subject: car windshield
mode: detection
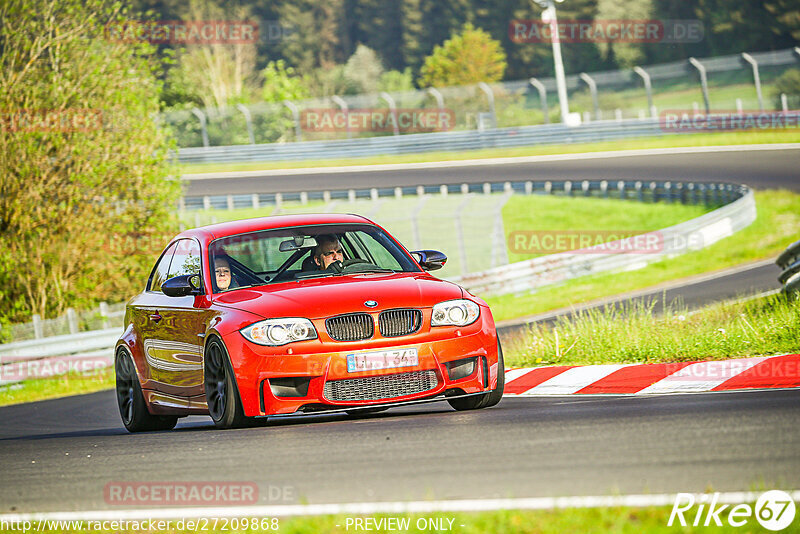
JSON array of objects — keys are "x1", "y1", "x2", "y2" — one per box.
[{"x1": 208, "y1": 223, "x2": 420, "y2": 292}]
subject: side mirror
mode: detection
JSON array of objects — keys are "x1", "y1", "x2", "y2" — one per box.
[
  {"x1": 411, "y1": 250, "x2": 447, "y2": 271},
  {"x1": 162, "y1": 274, "x2": 202, "y2": 297}
]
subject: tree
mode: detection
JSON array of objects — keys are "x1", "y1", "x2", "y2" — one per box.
[
  {"x1": 167, "y1": 0, "x2": 259, "y2": 109},
  {"x1": 418, "y1": 23, "x2": 507, "y2": 87},
  {"x1": 343, "y1": 44, "x2": 385, "y2": 94},
  {"x1": 596, "y1": 0, "x2": 653, "y2": 67},
  {"x1": 0, "y1": 0, "x2": 180, "y2": 323},
  {"x1": 261, "y1": 60, "x2": 310, "y2": 103}
]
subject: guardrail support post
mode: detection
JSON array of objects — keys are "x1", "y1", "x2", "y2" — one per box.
[
  {"x1": 66, "y1": 308, "x2": 78, "y2": 335},
  {"x1": 579, "y1": 73, "x2": 601, "y2": 120},
  {"x1": 203, "y1": 196, "x2": 211, "y2": 211},
  {"x1": 664, "y1": 181, "x2": 672, "y2": 203},
  {"x1": 236, "y1": 104, "x2": 256, "y2": 144},
  {"x1": 582, "y1": 180, "x2": 590, "y2": 196},
  {"x1": 461, "y1": 183, "x2": 469, "y2": 195},
  {"x1": 617, "y1": 180, "x2": 626, "y2": 200},
  {"x1": 633, "y1": 66, "x2": 657, "y2": 118},
  {"x1": 32, "y1": 314, "x2": 43, "y2": 339},
  {"x1": 525, "y1": 181, "x2": 533, "y2": 195},
  {"x1": 688, "y1": 58, "x2": 710, "y2": 114},
  {"x1": 478, "y1": 82, "x2": 497, "y2": 128},
  {"x1": 99, "y1": 302, "x2": 109, "y2": 330},
  {"x1": 331, "y1": 96, "x2": 351, "y2": 139},
  {"x1": 379, "y1": 92, "x2": 400, "y2": 136},
  {"x1": 529, "y1": 78, "x2": 549, "y2": 124},
  {"x1": 635, "y1": 181, "x2": 643, "y2": 202},
  {"x1": 741, "y1": 53, "x2": 764, "y2": 111},
  {"x1": 227, "y1": 195, "x2": 235, "y2": 210},
  {"x1": 190, "y1": 108, "x2": 210, "y2": 148},
  {"x1": 394, "y1": 187, "x2": 402, "y2": 199},
  {"x1": 283, "y1": 100, "x2": 302, "y2": 142},
  {"x1": 564, "y1": 181, "x2": 572, "y2": 196},
  {"x1": 252, "y1": 194, "x2": 259, "y2": 209},
  {"x1": 301, "y1": 192, "x2": 309, "y2": 205},
  {"x1": 483, "y1": 183, "x2": 491, "y2": 195},
  {"x1": 600, "y1": 180, "x2": 608, "y2": 198}
]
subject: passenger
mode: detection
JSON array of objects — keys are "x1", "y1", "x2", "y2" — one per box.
[
  {"x1": 214, "y1": 257, "x2": 235, "y2": 290},
  {"x1": 313, "y1": 234, "x2": 344, "y2": 269}
]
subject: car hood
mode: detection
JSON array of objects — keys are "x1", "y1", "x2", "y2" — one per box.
[{"x1": 213, "y1": 272, "x2": 464, "y2": 319}]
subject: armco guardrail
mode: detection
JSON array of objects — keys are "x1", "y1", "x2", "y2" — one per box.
[
  {"x1": 451, "y1": 183, "x2": 755, "y2": 296},
  {"x1": 0, "y1": 328, "x2": 120, "y2": 386},
  {"x1": 777, "y1": 239, "x2": 800, "y2": 293},
  {"x1": 176, "y1": 117, "x2": 670, "y2": 164}
]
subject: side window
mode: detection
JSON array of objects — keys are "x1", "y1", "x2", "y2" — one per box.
[
  {"x1": 356, "y1": 231, "x2": 402, "y2": 270},
  {"x1": 168, "y1": 239, "x2": 202, "y2": 279},
  {"x1": 148, "y1": 242, "x2": 178, "y2": 293}
]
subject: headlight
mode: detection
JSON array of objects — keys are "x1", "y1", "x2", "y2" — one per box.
[
  {"x1": 431, "y1": 299, "x2": 480, "y2": 327},
  {"x1": 240, "y1": 318, "x2": 317, "y2": 346}
]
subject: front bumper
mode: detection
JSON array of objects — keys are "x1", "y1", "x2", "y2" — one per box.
[{"x1": 221, "y1": 317, "x2": 499, "y2": 417}]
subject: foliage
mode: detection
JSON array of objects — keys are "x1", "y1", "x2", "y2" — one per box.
[
  {"x1": 418, "y1": 23, "x2": 507, "y2": 87},
  {"x1": 379, "y1": 68, "x2": 416, "y2": 93},
  {"x1": 261, "y1": 60, "x2": 310, "y2": 103},
  {"x1": 343, "y1": 44, "x2": 385, "y2": 95},
  {"x1": 0, "y1": 0, "x2": 180, "y2": 323},
  {"x1": 772, "y1": 68, "x2": 800, "y2": 109}
]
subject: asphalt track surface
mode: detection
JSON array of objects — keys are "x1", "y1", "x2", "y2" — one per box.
[
  {"x1": 184, "y1": 147, "x2": 800, "y2": 196},
  {"x1": 2, "y1": 390, "x2": 799, "y2": 513},
  {"x1": 1, "y1": 148, "x2": 798, "y2": 514}
]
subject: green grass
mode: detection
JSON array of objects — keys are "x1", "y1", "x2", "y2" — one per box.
[
  {"x1": 487, "y1": 190, "x2": 800, "y2": 323},
  {"x1": 503, "y1": 292, "x2": 800, "y2": 368},
  {"x1": 0, "y1": 368, "x2": 115, "y2": 407},
  {"x1": 18, "y1": 506, "x2": 785, "y2": 533},
  {"x1": 179, "y1": 130, "x2": 800, "y2": 175}
]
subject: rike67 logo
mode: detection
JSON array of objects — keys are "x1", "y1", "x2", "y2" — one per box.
[{"x1": 669, "y1": 491, "x2": 796, "y2": 531}]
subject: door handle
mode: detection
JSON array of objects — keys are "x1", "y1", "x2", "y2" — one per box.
[{"x1": 148, "y1": 313, "x2": 162, "y2": 323}]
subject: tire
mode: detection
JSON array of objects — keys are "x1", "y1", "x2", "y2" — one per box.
[
  {"x1": 447, "y1": 341, "x2": 505, "y2": 411},
  {"x1": 115, "y1": 348, "x2": 178, "y2": 433},
  {"x1": 204, "y1": 337, "x2": 250, "y2": 429}
]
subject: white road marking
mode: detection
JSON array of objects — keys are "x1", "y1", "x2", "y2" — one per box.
[
  {"x1": 3, "y1": 491, "x2": 799, "y2": 521},
  {"x1": 182, "y1": 143, "x2": 800, "y2": 180},
  {"x1": 517, "y1": 364, "x2": 631, "y2": 395}
]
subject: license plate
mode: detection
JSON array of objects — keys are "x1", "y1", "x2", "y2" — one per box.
[{"x1": 346, "y1": 348, "x2": 418, "y2": 373}]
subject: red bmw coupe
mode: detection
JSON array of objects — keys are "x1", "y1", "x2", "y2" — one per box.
[{"x1": 115, "y1": 214, "x2": 504, "y2": 431}]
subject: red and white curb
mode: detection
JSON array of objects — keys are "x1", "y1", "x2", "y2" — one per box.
[{"x1": 503, "y1": 354, "x2": 800, "y2": 396}]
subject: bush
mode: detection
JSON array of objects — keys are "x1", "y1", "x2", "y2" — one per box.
[{"x1": 0, "y1": 0, "x2": 180, "y2": 323}]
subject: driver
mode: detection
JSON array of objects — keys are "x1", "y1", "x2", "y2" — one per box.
[
  {"x1": 213, "y1": 256, "x2": 236, "y2": 291},
  {"x1": 312, "y1": 234, "x2": 344, "y2": 270}
]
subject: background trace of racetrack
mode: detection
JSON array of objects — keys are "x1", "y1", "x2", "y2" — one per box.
[{"x1": 1, "y1": 147, "x2": 798, "y2": 514}]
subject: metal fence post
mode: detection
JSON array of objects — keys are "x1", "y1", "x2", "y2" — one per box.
[
  {"x1": 66, "y1": 308, "x2": 78, "y2": 335},
  {"x1": 688, "y1": 58, "x2": 710, "y2": 114},
  {"x1": 99, "y1": 301, "x2": 109, "y2": 330},
  {"x1": 478, "y1": 82, "x2": 497, "y2": 128},
  {"x1": 190, "y1": 108, "x2": 210, "y2": 148},
  {"x1": 633, "y1": 66, "x2": 657, "y2": 118},
  {"x1": 455, "y1": 196, "x2": 472, "y2": 274},
  {"x1": 32, "y1": 314, "x2": 43, "y2": 339},
  {"x1": 283, "y1": 100, "x2": 302, "y2": 142},
  {"x1": 781, "y1": 94, "x2": 789, "y2": 112},
  {"x1": 379, "y1": 92, "x2": 400, "y2": 136},
  {"x1": 529, "y1": 77, "x2": 549, "y2": 124},
  {"x1": 579, "y1": 73, "x2": 601, "y2": 120},
  {"x1": 331, "y1": 96, "x2": 351, "y2": 139},
  {"x1": 426, "y1": 88, "x2": 445, "y2": 112},
  {"x1": 236, "y1": 104, "x2": 255, "y2": 144},
  {"x1": 741, "y1": 53, "x2": 764, "y2": 111}
]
